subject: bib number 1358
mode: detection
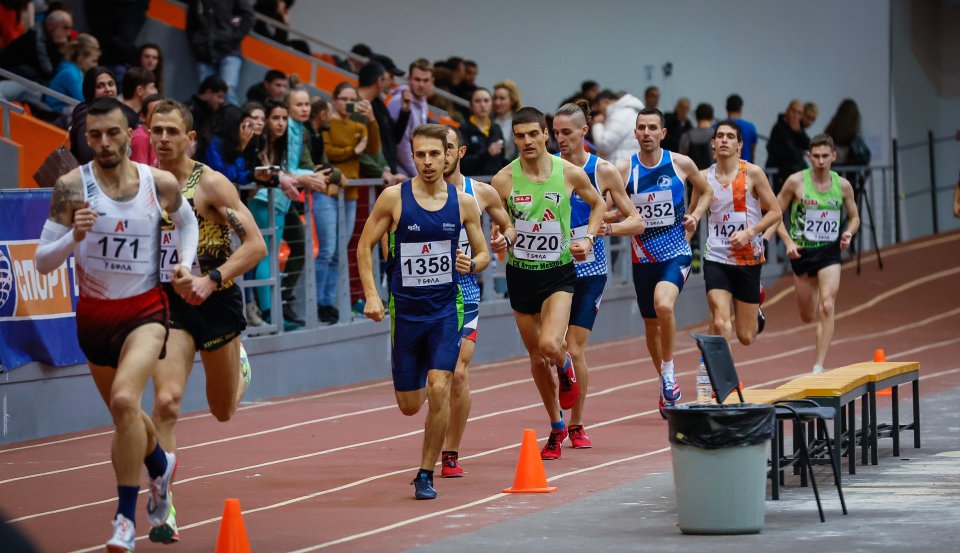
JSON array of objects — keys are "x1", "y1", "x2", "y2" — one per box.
[{"x1": 400, "y1": 240, "x2": 453, "y2": 287}]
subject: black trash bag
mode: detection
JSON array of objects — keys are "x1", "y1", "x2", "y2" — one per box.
[{"x1": 664, "y1": 404, "x2": 775, "y2": 449}]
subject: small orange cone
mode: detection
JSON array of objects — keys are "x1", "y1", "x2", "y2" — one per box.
[
  {"x1": 503, "y1": 429, "x2": 558, "y2": 493},
  {"x1": 874, "y1": 349, "x2": 886, "y2": 362},
  {"x1": 214, "y1": 498, "x2": 251, "y2": 553}
]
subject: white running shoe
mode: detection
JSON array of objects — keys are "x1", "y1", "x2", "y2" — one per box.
[
  {"x1": 812, "y1": 364, "x2": 825, "y2": 374},
  {"x1": 105, "y1": 513, "x2": 136, "y2": 552},
  {"x1": 239, "y1": 343, "x2": 252, "y2": 387},
  {"x1": 146, "y1": 452, "x2": 176, "y2": 528}
]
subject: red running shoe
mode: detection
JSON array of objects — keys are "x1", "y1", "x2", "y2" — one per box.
[
  {"x1": 557, "y1": 353, "x2": 579, "y2": 410},
  {"x1": 759, "y1": 283, "x2": 766, "y2": 305},
  {"x1": 440, "y1": 451, "x2": 463, "y2": 478},
  {"x1": 541, "y1": 428, "x2": 567, "y2": 460},
  {"x1": 568, "y1": 425, "x2": 593, "y2": 449}
]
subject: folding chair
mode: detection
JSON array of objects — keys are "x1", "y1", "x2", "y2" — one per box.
[{"x1": 692, "y1": 333, "x2": 847, "y2": 522}]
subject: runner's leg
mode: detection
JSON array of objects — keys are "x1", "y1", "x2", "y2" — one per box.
[{"x1": 814, "y1": 264, "x2": 842, "y2": 367}]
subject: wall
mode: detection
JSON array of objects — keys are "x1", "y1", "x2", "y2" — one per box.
[{"x1": 290, "y1": 0, "x2": 892, "y2": 165}]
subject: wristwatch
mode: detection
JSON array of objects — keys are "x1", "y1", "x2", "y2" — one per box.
[
  {"x1": 208, "y1": 268, "x2": 223, "y2": 289},
  {"x1": 584, "y1": 234, "x2": 596, "y2": 245},
  {"x1": 504, "y1": 233, "x2": 513, "y2": 248},
  {"x1": 469, "y1": 260, "x2": 476, "y2": 274}
]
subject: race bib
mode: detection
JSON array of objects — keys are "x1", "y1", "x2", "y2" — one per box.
[
  {"x1": 631, "y1": 190, "x2": 675, "y2": 228},
  {"x1": 570, "y1": 224, "x2": 596, "y2": 264},
  {"x1": 513, "y1": 219, "x2": 564, "y2": 262},
  {"x1": 708, "y1": 211, "x2": 747, "y2": 241},
  {"x1": 803, "y1": 209, "x2": 840, "y2": 242},
  {"x1": 86, "y1": 216, "x2": 153, "y2": 275},
  {"x1": 458, "y1": 228, "x2": 471, "y2": 258},
  {"x1": 159, "y1": 229, "x2": 201, "y2": 282},
  {"x1": 400, "y1": 240, "x2": 453, "y2": 287}
]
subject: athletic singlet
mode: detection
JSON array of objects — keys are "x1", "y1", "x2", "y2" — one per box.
[
  {"x1": 625, "y1": 149, "x2": 691, "y2": 263},
  {"x1": 76, "y1": 162, "x2": 162, "y2": 299},
  {"x1": 506, "y1": 156, "x2": 572, "y2": 270},
  {"x1": 704, "y1": 161, "x2": 764, "y2": 265},
  {"x1": 455, "y1": 177, "x2": 482, "y2": 304},
  {"x1": 565, "y1": 153, "x2": 607, "y2": 277},
  {"x1": 790, "y1": 170, "x2": 844, "y2": 249},
  {"x1": 159, "y1": 163, "x2": 235, "y2": 288},
  {"x1": 388, "y1": 181, "x2": 463, "y2": 321}
]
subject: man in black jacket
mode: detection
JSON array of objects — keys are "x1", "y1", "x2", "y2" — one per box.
[
  {"x1": 186, "y1": 0, "x2": 254, "y2": 106},
  {"x1": 0, "y1": 8, "x2": 72, "y2": 103},
  {"x1": 358, "y1": 59, "x2": 409, "y2": 179},
  {"x1": 766, "y1": 99, "x2": 810, "y2": 194}
]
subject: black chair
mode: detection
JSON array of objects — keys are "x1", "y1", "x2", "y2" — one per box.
[{"x1": 692, "y1": 333, "x2": 847, "y2": 522}]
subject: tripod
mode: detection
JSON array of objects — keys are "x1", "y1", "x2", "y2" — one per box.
[{"x1": 852, "y1": 170, "x2": 883, "y2": 274}]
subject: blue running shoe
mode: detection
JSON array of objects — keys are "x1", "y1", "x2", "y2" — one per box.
[
  {"x1": 411, "y1": 472, "x2": 437, "y2": 500},
  {"x1": 660, "y1": 372, "x2": 681, "y2": 405}
]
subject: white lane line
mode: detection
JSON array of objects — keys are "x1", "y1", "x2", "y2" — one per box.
[{"x1": 7, "y1": 304, "x2": 959, "y2": 488}]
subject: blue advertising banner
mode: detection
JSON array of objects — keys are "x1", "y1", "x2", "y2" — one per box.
[{"x1": 0, "y1": 189, "x2": 84, "y2": 371}]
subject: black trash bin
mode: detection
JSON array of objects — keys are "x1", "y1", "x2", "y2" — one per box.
[{"x1": 664, "y1": 404, "x2": 775, "y2": 534}]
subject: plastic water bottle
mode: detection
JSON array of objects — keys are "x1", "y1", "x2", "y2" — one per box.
[{"x1": 696, "y1": 357, "x2": 712, "y2": 405}]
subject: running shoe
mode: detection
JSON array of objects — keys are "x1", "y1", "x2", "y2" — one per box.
[
  {"x1": 440, "y1": 452, "x2": 463, "y2": 478},
  {"x1": 757, "y1": 306, "x2": 766, "y2": 335},
  {"x1": 411, "y1": 472, "x2": 437, "y2": 500},
  {"x1": 239, "y1": 343, "x2": 252, "y2": 387},
  {"x1": 146, "y1": 452, "x2": 176, "y2": 528},
  {"x1": 759, "y1": 283, "x2": 766, "y2": 305},
  {"x1": 813, "y1": 364, "x2": 824, "y2": 374},
  {"x1": 660, "y1": 372, "x2": 681, "y2": 405},
  {"x1": 557, "y1": 353, "x2": 579, "y2": 410},
  {"x1": 658, "y1": 395, "x2": 667, "y2": 420},
  {"x1": 148, "y1": 492, "x2": 180, "y2": 544},
  {"x1": 106, "y1": 513, "x2": 136, "y2": 553},
  {"x1": 568, "y1": 425, "x2": 592, "y2": 449},
  {"x1": 540, "y1": 428, "x2": 567, "y2": 460}
]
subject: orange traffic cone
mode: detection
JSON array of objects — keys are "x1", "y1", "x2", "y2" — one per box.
[
  {"x1": 503, "y1": 429, "x2": 558, "y2": 494},
  {"x1": 214, "y1": 498, "x2": 251, "y2": 553},
  {"x1": 874, "y1": 349, "x2": 893, "y2": 396}
]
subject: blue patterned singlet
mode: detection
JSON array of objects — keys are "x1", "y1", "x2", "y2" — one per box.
[{"x1": 625, "y1": 150, "x2": 691, "y2": 263}]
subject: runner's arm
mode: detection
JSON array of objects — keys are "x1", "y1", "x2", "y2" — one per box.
[
  {"x1": 36, "y1": 175, "x2": 84, "y2": 274},
  {"x1": 357, "y1": 187, "x2": 399, "y2": 321},
  {"x1": 155, "y1": 169, "x2": 199, "y2": 272},
  {"x1": 204, "y1": 171, "x2": 268, "y2": 283},
  {"x1": 745, "y1": 165, "x2": 782, "y2": 238},
  {"x1": 772, "y1": 174, "x2": 800, "y2": 256},
  {"x1": 489, "y1": 168, "x2": 517, "y2": 251},
  {"x1": 569, "y1": 165, "x2": 605, "y2": 238},
  {"x1": 459, "y1": 193, "x2": 490, "y2": 274},
  {"x1": 838, "y1": 176, "x2": 860, "y2": 250},
  {"x1": 476, "y1": 181, "x2": 514, "y2": 240},
  {"x1": 598, "y1": 161, "x2": 643, "y2": 236}
]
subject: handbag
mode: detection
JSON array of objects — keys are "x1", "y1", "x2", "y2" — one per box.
[{"x1": 33, "y1": 130, "x2": 78, "y2": 188}]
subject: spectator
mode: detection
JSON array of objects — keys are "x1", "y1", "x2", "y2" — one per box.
[
  {"x1": 766, "y1": 99, "x2": 810, "y2": 193},
  {"x1": 0, "y1": 0, "x2": 32, "y2": 49},
  {"x1": 387, "y1": 58, "x2": 434, "y2": 178},
  {"x1": 69, "y1": 67, "x2": 137, "y2": 163},
  {"x1": 559, "y1": 79, "x2": 599, "y2": 107},
  {"x1": 643, "y1": 86, "x2": 660, "y2": 110},
  {"x1": 824, "y1": 98, "x2": 870, "y2": 167},
  {"x1": 802, "y1": 101, "x2": 818, "y2": 130},
  {"x1": 460, "y1": 87, "x2": 506, "y2": 176},
  {"x1": 724, "y1": 93, "x2": 758, "y2": 162},
  {"x1": 44, "y1": 33, "x2": 99, "y2": 112},
  {"x1": 662, "y1": 97, "x2": 691, "y2": 152},
  {"x1": 130, "y1": 93, "x2": 163, "y2": 166},
  {"x1": 316, "y1": 82, "x2": 380, "y2": 322},
  {"x1": 446, "y1": 56, "x2": 467, "y2": 95},
  {"x1": 492, "y1": 79, "x2": 521, "y2": 160},
  {"x1": 305, "y1": 97, "x2": 342, "y2": 185},
  {"x1": 679, "y1": 102, "x2": 715, "y2": 170},
  {"x1": 84, "y1": 0, "x2": 148, "y2": 78},
  {"x1": 253, "y1": 0, "x2": 310, "y2": 54},
  {"x1": 185, "y1": 75, "x2": 228, "y2": 144},
  {"x1": 204, "y1": 102, "x2": 266, "y2": 185},
  {"x1": 134, "y1": 43, "x2": 163, "y2": 94},
  {"x1": 0, "y1": 8, "x2": 71, "y2": 102},
  {"x1": 357, "y1": 60, "x2": 406, "y2": 181},
  {"x1": 336, "y1": 43, "x2": 372, "y2": 73},
  {"x1": 463, "y1": 60, "x2": 478, "y2": 88},
  {"x1": 591, "y1": 89, "x2": 644, "y2": 164},
  {"x1": 119, "y1": 67, "x2": 157, "y2": 128},
  {"x1": 246, "y1": 68, "x2": 288, "y2": 106},
  {"x1": 186, "y1": 0, "x2": 254, "y2": 106}
]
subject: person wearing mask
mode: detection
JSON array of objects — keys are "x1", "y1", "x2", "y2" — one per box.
[{"x1": 459, "y1": 87, "x2": 506, "y2": 177}]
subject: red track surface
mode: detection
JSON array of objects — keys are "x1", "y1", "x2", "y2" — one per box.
[{"x1": 3, "y1": 231, "x2": 959, "y2": 552}]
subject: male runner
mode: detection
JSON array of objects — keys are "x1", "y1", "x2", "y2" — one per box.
[
  {"x1": 767, "y1": 133, "x2": 859, "y2": 373},
  {"x1": 489, "y1": 107, "x2": 606, "y2": 460},
  {"x1": 553, "y1": 100, "x2": 644, "y2": 448},
  {"x1": 691, "y1": 120, "x2": 781, "y2": 345},
  {"x1": 617, "y1": 107, "x2": 712, "y2": 415},
  {"x1": 34, "y1": 97, "x2": 197, "y2": 552},
  {"x1": 357, "y1": 124, "x2": 489, "y2": 500},
  {"x1": 439, "y1": 125, "x2": 513, "y2": 478},
  {"x1": 148, "y1": 100, "x2": 267, "y2": 542}
]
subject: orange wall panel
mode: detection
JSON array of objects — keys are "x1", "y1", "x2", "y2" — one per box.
[
  {"x1": 146, "y1": 0, "x2": 186, "y2": 30},
  {"x1": 0, "y1": 111, "x2": 68, "y2": 188},
  {"x1": 242, "y1": 37, "x2": 313, "y2": 84}
]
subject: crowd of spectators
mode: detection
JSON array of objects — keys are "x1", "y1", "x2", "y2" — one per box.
[{"x1": 0, "y1": 4, "x2": 872, "y2": 329}]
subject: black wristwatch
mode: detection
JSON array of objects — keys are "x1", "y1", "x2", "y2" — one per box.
[
  {"x1": 469, "y1": 260, "x2": 476, "y2": 274},
  {"x1": 207, "y1": 268, "x2": 223, "y2": 288}
]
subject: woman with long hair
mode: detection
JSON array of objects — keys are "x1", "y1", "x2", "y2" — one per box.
[
  {"x1": 459, "y1": 87, "x2": 506, "y2": 176},
  {"x1": 492, "y1": 79, "x2": 522, "y2": 160},
  {"x1": 204, "y1": 102, "x2": 267, "y2": 186},
  {"x1": 69, "y1": 66, "x2": 137, "y2": 163},
  {"x1": 135, "y1": 43, "x2": 164, "y2": 94},
  {"x1": 824, "y1": 99, "x2": 870, "y2": 166},
  {"x1": 45, "y1": 33, "x2": 100, "y2": 112}
]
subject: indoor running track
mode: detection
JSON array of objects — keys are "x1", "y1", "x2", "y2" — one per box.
[{"x1": 3, "y1": 230, "x2": 959, "y2": 552}]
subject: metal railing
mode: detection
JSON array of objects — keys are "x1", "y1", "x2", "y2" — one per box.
[{"x1": 0, "y1": 67, "x2": 80, "y2": 108}]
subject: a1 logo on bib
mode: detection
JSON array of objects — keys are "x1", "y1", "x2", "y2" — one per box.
[{"x1": 657, "y1": 175, "x2": 672, "y2": 189}]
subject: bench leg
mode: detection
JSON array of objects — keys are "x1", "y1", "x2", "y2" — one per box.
[
  {"x1": 846, "y1": 401, "x2": 856, "y2": 474},
  {"x1": 771, "y1": 425, "x2": 781, "y2": 500},
  {"x1": 892, "y1": 385, "x2": 900, "y2": 457},
  {"x1": 912, "y1": 379, "x2": 921, "y2": 449},
  {"x1": 869, "y1": 389, "x2": 878, "y2": 465},
  {"x1": 861, "y1": 393, "x2": 869, "y2": 466}
]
